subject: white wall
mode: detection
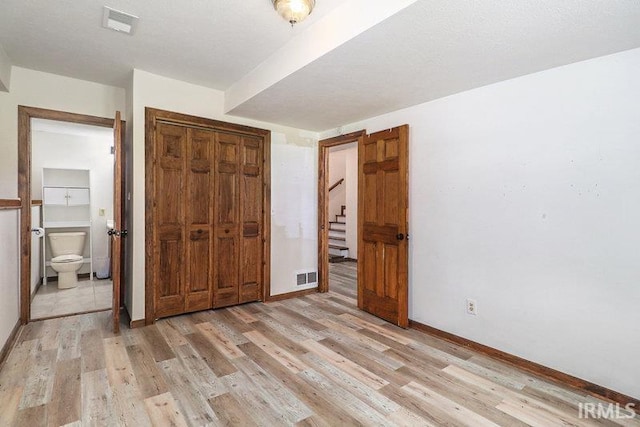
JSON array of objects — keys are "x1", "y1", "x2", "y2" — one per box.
[
  {"x1": 32, "y1": 129, "x2": 114, "y2": 277},
  {"x1": 0, "y1": 67, "x2": 125, "y2": 198},
  {"x1": 0, "y1": 210, "x2": 20, "y2": 349},
  {"x1": 328, "y1": 143, "x2": 358, "y2": 257},
  {"x1": 130, "y1": 69, "x2": 319, "y2": 320},
  {"x1": 325, "y1": 48, "x2": 640, "y2": 399},
  {"x1": 328, "y1": 147, "x2": 347, "y2": 220},
  {"x1": 344, "y1": 144, "x2": 358, "y2": 258},
  {"x1": 271, "y1": 141, "x2": 318, "y2": 294}
]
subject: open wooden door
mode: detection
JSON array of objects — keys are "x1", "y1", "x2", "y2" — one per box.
[
  {"x1": 358, "y1": 125, "x2": 409, "y2": 327},
  {"x1": 111, "y1": 111, "x2": 123, "y2": 333}
]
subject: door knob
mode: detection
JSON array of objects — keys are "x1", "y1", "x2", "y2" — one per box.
[{"x1": 396, "y1": 233, "x2": 405, "y2": 241}]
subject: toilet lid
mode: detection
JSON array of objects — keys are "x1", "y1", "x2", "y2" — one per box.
[{"x1": 51, "y1": 255, "x2": 83, "y2": 263}]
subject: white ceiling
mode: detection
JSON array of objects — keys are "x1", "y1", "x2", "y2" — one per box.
[
  {"x1": 2, "y1": 0, "x2": 640, "y2": 132},
  {"x1": 0, "y1": 0, "x2": 345, "y2": 89}
]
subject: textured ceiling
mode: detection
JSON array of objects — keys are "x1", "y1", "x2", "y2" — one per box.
[
  {"x1": 2, "y1": 0, "x2": 640, "y2": 132},
  {"x1": 229, "y1": 0, "x2": 640, "y2": 131},
  {"x1": 0, "y1": 0, "x2": 344, "y2": 88}
]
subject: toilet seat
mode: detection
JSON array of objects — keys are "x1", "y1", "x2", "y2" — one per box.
[{"x1": 51, "y1": 254, "x2": 83, "y2": 263}]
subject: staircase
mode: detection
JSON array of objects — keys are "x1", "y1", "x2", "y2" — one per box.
[{"x1": 329, "y1": 205, "x2": 349, "y2": 263}]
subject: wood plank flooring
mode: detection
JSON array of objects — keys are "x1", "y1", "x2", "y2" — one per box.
[{"x1": 1, "y1": 261, "x2": 638, "y2": 426}]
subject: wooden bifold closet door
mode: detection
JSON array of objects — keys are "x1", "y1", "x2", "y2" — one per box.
[
  {"x1": 148, "y1": 110, "x2": 267, "y2": 321},
  {"x1": 213, "y1": 132, "x2": 264, "y2": 308}
]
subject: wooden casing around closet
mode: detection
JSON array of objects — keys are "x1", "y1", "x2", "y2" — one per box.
[{"x1": 145, "y1": 108, "x2": 270, "y2": 322}]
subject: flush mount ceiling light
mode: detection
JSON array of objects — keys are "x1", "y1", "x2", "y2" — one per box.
[
  {"x1": 102, "y1": 6, "x2": 139, "y2": 35},
  {"x1": 273, "y1": 0, "x2": 316, "y2": 26}
]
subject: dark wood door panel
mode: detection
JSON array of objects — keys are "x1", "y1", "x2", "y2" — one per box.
[
  {"x1": 188, "y1": 172, "x2": 211, "y2": 224},
  {"x1": 155, "y1": 123, "x2": 187, "y2": 317},
  {"x1": 239, "y1": 136, "x2": 263, "y2": 305},
  {"x1": 185, "y1": 128, "x2": 214, "y2": 313},
  {"x1": 156, "y1": 234, "x2": 185, "y2": 318},
  {"x1": 358, "y1": 125, "x2": 409, "y2": 328},
  {"x1": 186, "y1": 230, "x2": 211, "y2": 312},
  {"x1": 158, "y1": 169, "x2": 184, "y2": 225},
  {"x1": 241, "y1": 175, "x2": 262, "y2": 222},
  {"x1": 240, "y1": 236, "x2": 262, "y2": 303},
  {"x1": 213, "y1": 234, "x2": 239, "y2": 308}
]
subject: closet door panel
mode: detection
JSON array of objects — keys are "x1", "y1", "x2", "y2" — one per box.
[
  {"x1": 241, "y1": 235, "x2": 261, "y2": 302},
  {"x1": 155, "y1": 123, "x2": 187, "y2": 318},
  {"x1": 157, "y1": 230, "x2": 184, "y2": 317},
  {"x1": 186, "y1": 230, "x2": 211, "y2": 311},
  {"x1": 213, "y1": 133, "x2": 240, "y2": 308},
  {"x1": 239, "y1": 136, "x2": 263, "y2": 303},
  {"x1": 217, "y1": 172, "x2": 237, "y2": 224},
  {"x1": 214, "y1": 236, "x2": 239, "y2": 307},
  {"x1": 185, "y1": 129, "x2": 214, "y2": 312}
]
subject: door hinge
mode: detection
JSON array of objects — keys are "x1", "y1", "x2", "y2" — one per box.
[{"x1": 110, "y1": 146, "x2": 115, "y2": 155}]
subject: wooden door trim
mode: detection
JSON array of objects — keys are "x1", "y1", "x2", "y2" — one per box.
[
  {"x1": 144, "y1": 107, "x2": 271, "y2": 324},
  {"x1": 147, "y1": 108, "x2": 270, "y2": 137},
  {"x1": 0, "y1": 199, "x2": 22, "y2": 209},
  {"x1": 317, "y1": 130, "x2": 366, "y2": 293},
  {"x1": 17, "y1": 106, "x2": 123, "y2": 325},
  {"x1": 112, "y1": 111, "x2": 122, "y2": 334},
  {"x1": 262, "y1": 132, "x2": 272, "y2": 302}
]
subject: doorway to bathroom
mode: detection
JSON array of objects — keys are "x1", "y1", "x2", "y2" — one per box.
[{"x1": 18, "y1": 107, "x2": 125, "y2": 332}]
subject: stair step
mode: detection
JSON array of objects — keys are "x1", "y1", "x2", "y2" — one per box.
[
  {"x1": 329, "y1": 244, "x2": 349, "y2": 250},
  {"x1": 335, "y1": 215, "x2": 346, "y2": 222},
  {"x1": 329, "y1": 236, "x2": 346, "y2": 242},
  {"x1": 329, "y1": 255, "x2": 347, "y2": 263},
  {"x1": 329, "y1": 221, "x2": 346, "y2": 225}
]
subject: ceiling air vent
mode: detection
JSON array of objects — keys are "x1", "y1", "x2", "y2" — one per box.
[{"x1": 102, "y1": 6, "x2": 138, "y2": 35}]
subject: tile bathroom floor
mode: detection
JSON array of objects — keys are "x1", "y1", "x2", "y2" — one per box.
[{"x1": 30, "y1": 278, "x2": 112, "y2": 319}]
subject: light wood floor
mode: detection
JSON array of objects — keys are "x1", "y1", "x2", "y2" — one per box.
[{"x1": 1, "y1": 261, "x2": 637, "y2": 426}]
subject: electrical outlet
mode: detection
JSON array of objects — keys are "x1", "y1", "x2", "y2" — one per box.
[{"x1": 466, "y1": 298, "x2": 478, "y2": 315}]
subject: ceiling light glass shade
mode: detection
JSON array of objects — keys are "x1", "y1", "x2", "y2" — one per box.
[{"x1": 273, "y1": 0, "x2": 316, "y2": 25}]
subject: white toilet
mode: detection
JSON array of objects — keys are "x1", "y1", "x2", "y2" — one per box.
[{"x1": 49, "y1": 232, "x2": 87, "y2": 289}]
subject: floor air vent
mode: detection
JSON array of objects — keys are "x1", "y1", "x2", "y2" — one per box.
[{"x1": 296, "y1": 273, "x2": 307, "y2": 286}]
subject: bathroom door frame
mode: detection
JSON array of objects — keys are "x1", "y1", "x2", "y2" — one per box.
[{"x1": 17, "y1": 106, "x2": 126, "y2": 328}]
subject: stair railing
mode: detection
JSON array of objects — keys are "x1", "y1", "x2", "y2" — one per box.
[{"x1": 329, "y1": 178, "x2": 344, "y2": 192}]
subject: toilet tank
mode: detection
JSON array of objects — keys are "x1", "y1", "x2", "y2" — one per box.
[{"x1": 48, "y1": 232, "x2": 86, "y2": 257}]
